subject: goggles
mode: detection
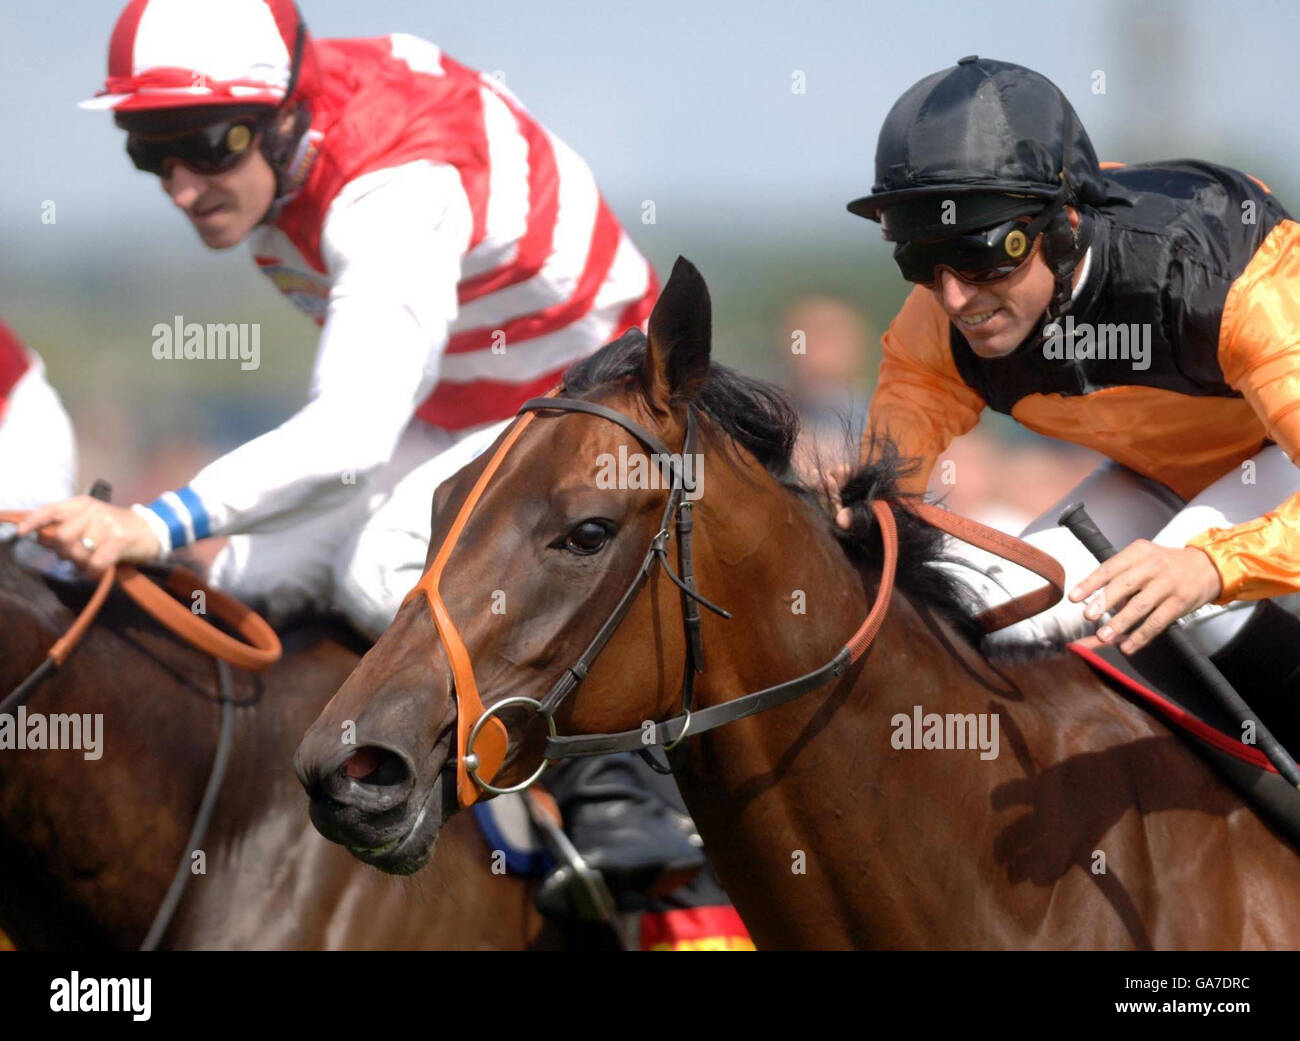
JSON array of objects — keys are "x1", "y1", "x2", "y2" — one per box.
[
  {"x1": 893, "y1": 201, "x2": 1061, "y2": 289},
  {"x1": 125, "y1": 115, "x2": 263, "y2": 177}
]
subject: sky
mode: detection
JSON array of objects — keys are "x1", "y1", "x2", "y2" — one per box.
[
  {"x1": 4, "y1": 0, "x2": 1300, "y2": 273},
  {"x1": 3, "y1": 0, "x2": 1299, "y2": 476}
]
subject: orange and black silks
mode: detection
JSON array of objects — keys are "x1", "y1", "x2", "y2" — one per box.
[{"x1": 863, "y1": 160, "x2": 1300, "y2": 604}]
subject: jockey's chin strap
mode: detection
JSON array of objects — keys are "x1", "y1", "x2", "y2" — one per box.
[{"x1": 400, "y1": 388, "x2": 1066, "y2": 809}]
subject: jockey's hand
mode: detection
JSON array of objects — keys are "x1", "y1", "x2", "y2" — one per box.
[
  {"x1": 817, "y1": 464, "x2": 853, "y2": 530},
  {"x1": 15, "y1": 497, "x2": 162, "y2": 576},
  {"x1": 1067, "y1": 540, "x2": 1223, "y2": 655}
]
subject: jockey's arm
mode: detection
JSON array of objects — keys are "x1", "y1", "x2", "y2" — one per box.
[
  {"x1": 136, "y1": 162, "x2": 475, "y2": 551},
  {"x1": 859, "y1": 286, "x2": 986, "y2": 495},
  {"x1": 1184, "y1": 219, "x2": 1300, "y2": 603}
]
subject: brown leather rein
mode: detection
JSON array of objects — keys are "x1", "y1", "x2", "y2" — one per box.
[
  {"x1": 0, "y1": 510, "x2": 281, "y2": 716},
  {"x1": 404, "y1": 390, "x2": 1065, "y2": 809}
]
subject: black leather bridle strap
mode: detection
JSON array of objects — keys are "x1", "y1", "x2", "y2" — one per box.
[
  {"x1": 140, "y1": 658, "x2": 236, "y2": 950},
  {"x1": 676, "y1": 500, "x2": 706, "y2": 674},
  {"x1": 517, "y1": 398, "x2": 728, "y2": 720},
  {"x1": 518, "y1": 397, "x2": 682, "y2": 484},
  {"x1": 515, "y1": 392, "x2": 855, "y2": 764},
  {"x1": 536, "y1": 490, "x2": 680, "y2": 716},
  {"x1": 545, "y1": 647, "x2": 854, "y2": 759}
]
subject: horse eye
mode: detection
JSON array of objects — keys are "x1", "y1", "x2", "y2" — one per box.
[{"x1": 564, "y1": 520, "x2": 611, "y2": 555}]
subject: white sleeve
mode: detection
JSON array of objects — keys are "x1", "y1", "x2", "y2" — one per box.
[{"x1": 143, "y1": 161, "x2": 473, "y2": 545}]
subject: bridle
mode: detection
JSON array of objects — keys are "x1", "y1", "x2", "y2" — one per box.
[{"x1": 403, "y1": 388, "x2": 1066, "y2": 808}]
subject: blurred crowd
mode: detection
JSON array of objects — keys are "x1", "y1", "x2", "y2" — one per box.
[{"x1": 7, "y1": 292, "x2": 1102, "y2": 545}]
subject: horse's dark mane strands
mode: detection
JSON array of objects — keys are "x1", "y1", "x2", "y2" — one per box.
[{"x1": 562, "y1": 329, "x2": 984, "y2": 645}]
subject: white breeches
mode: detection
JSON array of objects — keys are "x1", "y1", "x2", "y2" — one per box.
[
  {"x1": 209, "y1": 417, "x2": 512, "y2": 640},
  {"x1": 937, "y1": 443, "x2": 1300, "y2": 657},
  {"x1": 0, "y1": 356, "x2": 78, "y2": 510}
]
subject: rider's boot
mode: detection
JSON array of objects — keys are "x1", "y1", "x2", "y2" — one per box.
[{"x1": 536, "y1": 752, "x2": 705, "y2": 920}]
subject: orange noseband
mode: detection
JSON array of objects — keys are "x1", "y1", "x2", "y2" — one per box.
[{"x1": 401, "y1": 391, "x2": 561, "y2": 807}]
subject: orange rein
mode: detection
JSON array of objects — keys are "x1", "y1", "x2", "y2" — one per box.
[
  {"x1": 399, "y1": 404, "x2": 552, "y2": 807},
  {"x1": 0, "y1": 510, "x2": 282, "y2": 672},
  {"x1": 822, "y1": 499, "x2": 1065, "y2": 664}
]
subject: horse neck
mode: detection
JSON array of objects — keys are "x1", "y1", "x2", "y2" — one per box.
[{"x1": 676, "y1": 474, "x2": 1028, "y2": 947}]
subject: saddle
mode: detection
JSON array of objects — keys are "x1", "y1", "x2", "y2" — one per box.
[{"x1": 1070, "y1": 623, "x2": 1300, "y2": 846}]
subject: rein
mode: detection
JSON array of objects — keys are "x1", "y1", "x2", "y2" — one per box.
[
  {"x1": 403, "y1": 391, "x2": 1066, "y2": 808},
  {"x1": 0, "y1": 511, "x2": 281, "y2": 716},
  {"x1": 0, "y1": 509, "x2": 282, "y2": 949}
]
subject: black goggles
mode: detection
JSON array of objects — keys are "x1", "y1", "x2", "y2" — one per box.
[
  {"x1": 893, "y1": 202, "x2": 1061, "y2": 288},
  {"x1": 125, "y1": 116, "x2": 264, "y2": 177}
]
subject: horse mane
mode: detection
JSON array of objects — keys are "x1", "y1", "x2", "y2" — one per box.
[{"x1": 562, "y1": 329, "x2": 985, "y2": 646}]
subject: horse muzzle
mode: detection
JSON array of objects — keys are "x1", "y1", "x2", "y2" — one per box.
[{"x1": 295, "y1": 728, "x2": 454, "y2": 874}]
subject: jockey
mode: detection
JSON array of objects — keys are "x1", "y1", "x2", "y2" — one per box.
[
  {"x1": 0, "y1": 318, "x2": 78, "y2": 511},
  {"x1": 844, "y1": 56, "x2": 1300, "y2": 705},
  {"x1": 20, "y1": 0, "x2": 703, "y2": 909}
]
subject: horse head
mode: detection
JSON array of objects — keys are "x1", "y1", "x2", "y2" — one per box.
[{"x1": 293, "y1": 256, "x2": 855, "y2": 873}]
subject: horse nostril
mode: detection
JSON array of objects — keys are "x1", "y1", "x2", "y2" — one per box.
[
  {"x1": 297, "y1": 735, "x2": 417, "y2": 813},
  {"x1": 318, "y1": 743, "x2": 416, "y2": 813},
  {"x1": 342, "y1": 745, "x2": 408, "y2": 787}
]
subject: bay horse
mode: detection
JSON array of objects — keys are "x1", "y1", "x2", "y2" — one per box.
[
  {"x1": 296, "y1": 257, "x2": 1300, "y2": 949},
  {"x1": 0, "y1": 538, "x2": 558, "y2": 949}
]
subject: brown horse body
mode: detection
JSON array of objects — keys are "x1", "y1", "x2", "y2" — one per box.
[
  {"x1": 297, "y1": 258, "x2": 1300, "y2": 949},
  {"x1": 670, "y1": 546, "x2": 1300, "y2": 949},
  {"x1": 0, "y1": 542, "x2": 555, "y2": 949}
]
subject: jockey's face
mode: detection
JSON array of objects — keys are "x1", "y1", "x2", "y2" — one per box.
[
  {"x1": 931, "y1": 207, "x2": 1083, "y2": 358},
  {"x1": 159, "y1": 134, "x2": 276, "y2": 250}
]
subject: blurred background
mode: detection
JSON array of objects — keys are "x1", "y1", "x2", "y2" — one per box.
[{"x1": 3, "y1": 0, "x2": 1298, "y2": 532}]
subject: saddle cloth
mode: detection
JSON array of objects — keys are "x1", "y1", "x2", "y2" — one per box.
[
  {"x1": 1069, "y1": 637, "x2": 1300, "y2": 845},
  {"x1": 471, "y1": 794, "x2": 554, "y2": 876}
]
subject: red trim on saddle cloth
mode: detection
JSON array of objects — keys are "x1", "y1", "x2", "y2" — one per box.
[{"x1": 1067, "y1": 642, "x2": 1283, "y2": 773}]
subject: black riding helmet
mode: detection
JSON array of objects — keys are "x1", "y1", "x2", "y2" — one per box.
[{"x1": 848, "y1": 56, "x2": 1106, "y2": 327}]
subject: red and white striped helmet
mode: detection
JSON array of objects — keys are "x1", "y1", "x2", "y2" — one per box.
[{"x1": 79, "y1": 0, "x2": 317, "y2": 112}]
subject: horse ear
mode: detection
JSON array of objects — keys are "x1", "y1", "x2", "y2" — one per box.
[{"x1": 643, "y1": 256, "x2": 712, "y2": 410}]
